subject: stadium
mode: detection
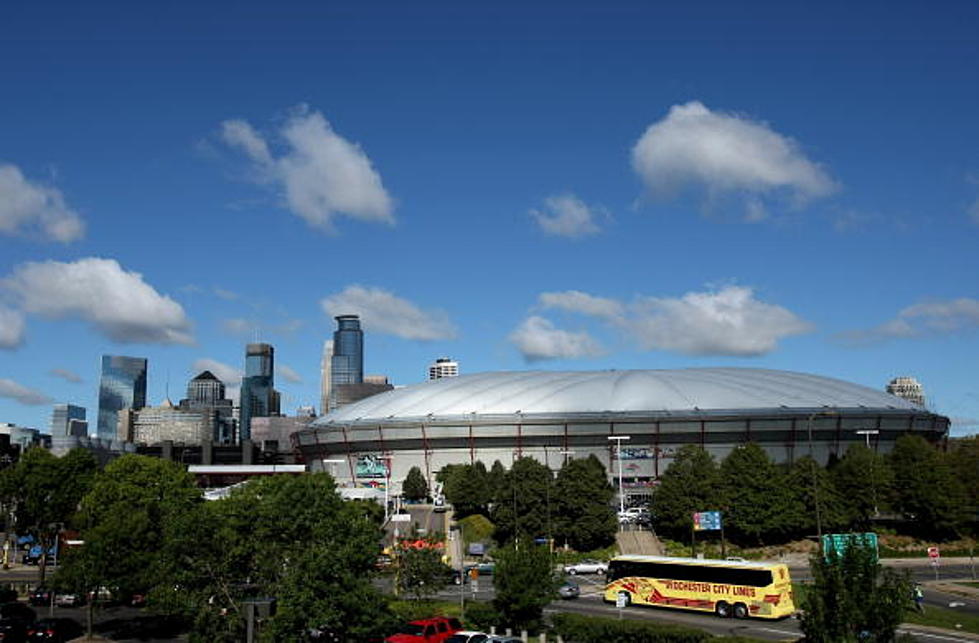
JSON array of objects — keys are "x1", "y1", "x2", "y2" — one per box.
[{"x1": 292, "y1": 368, "x2": 949, "y2": 502}]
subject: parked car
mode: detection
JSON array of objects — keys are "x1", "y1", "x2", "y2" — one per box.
[
  {"x1": 26, "y1": 617, "x2": 83, "y2": 642},
  {"x1": 563, "y1": 560, "x2": 607, "y2": 575},
  {"x1": 484, "y1": 637, "x2": 522, "y2": 643},
  {"x1": 433, "y1": 495, "x2": 447, "y2": 513},
  {"x1": 385, "y1": 617, "x2": 462, "y2": 643},
  {"x1": 618, "y1": 507, "x2": 651, "y2": 525},
  {"x1": 445, "y1": 632, "x2": 488, "y2": 643},
  {"x1": 465, "y1": 561, "x2": 495, "y2": 576},
  {"x1": 53, "y1": 593, "x2": 83, "y2": 608},
  {"x1": 450, "y1": 568, "x2": 469, "y2": 585},
  {"x1": 27, "y1": 588, "x2": 52, "y2": 607},
  {"x1": 0, "y1": 601, "x2": 37, "y2": 643},
  {"x1": 557, "y1": 580, "x2": 580, "y2": 599},
  {"x1": 0, "y1": 587, "x2": 17, "y2": 604}
]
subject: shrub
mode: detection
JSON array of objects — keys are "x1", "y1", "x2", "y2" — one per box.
[
  {"x1": 462, "y1": 601, "x2": 500, "y2": 632},
  {"x1": 550, "y1": 612, "x2": 711, "y2": 642}
]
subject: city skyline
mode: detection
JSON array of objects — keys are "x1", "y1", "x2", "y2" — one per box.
[{"x1": 1, "y1": 1, "x2": 978, "y2": 436}]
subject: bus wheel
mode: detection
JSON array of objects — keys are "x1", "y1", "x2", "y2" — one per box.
[
  {"x1": 617, "y1": 591, "x2": 632, "y2": 607},
  {"x1": 733, "y1": 603, "x2": 749, "y2": 619},
  {"x1": 715, "y1": 601, "x2": 731, "y2": 618}
]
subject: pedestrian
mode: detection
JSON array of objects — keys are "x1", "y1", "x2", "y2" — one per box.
[{"x1": 912, "y1": 583, "x2": 925, "y2": 614}]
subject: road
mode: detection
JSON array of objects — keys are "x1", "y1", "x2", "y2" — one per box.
[{"x1": 433, "y1": 563, "x2": 979, "y2": 643}]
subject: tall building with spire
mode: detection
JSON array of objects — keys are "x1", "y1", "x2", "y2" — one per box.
[
  {"x1": 239, "y1": 343, "x2": 279, "y2": 442},
  {"x1": 329, "y1": 315, "x2": 363, "y2": 411},
  {"x1": 97, "y1": 355, "x2": 147, "y2": 442}
]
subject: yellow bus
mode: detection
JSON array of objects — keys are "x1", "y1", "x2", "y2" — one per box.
[{"x1": 604, "y1": 555, "x2": 794, "y2": 620}]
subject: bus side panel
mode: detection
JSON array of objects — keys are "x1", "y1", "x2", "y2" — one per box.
[{"x1": 606, "y1": 577, "x2": 715, "y2": 613}]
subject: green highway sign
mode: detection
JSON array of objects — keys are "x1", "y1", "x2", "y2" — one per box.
[{"x1": 822, "y1": 532, "x2": 878, "y2": 562}]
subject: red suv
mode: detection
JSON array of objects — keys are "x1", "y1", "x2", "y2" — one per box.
[{"x1": 385, "y1": 617, "x2": 462, "y2": 643}]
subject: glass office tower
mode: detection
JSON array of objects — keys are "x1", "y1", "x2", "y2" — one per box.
[
  {"x1": 50, "y1": 403, "x2": 86, "y2": 436},
  {"x1": 97, "y1": 355, "x2": 147, "y2": 441},
  {"x1": 239, "y1": 343, "x2": 278, "y2": 442},
  {"x1": 329, "y1": 315, "x2": 363, "y2": 411}
]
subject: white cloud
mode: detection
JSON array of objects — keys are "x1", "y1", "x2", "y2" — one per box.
[
  {"x1": 527, "y1": 285, "x2": 810, "y2": 357},
  {"x1": 277, "y1": 364, "x2": 303, "y2": 384},
  {"x1": 625, "y1": 286, "x2": 812, "y2": 356},
  {"x1": 0, "y1": 164, "x2": 85, "y2": 242},
  {"x1": 321, "y1": 285, "x2": 456, "y2": 341},
  {"x1": 968, "y1": 197, "x2": 979, "y2": 225},
  {"x1": 632, "y1": 101, "x2": 837, "y2": 217},
  {"x1": 841, "y1": 297, "x2": 979, "y2": 344},
  {"x1": 538, "y1": 291, "x2": 624, "y2": 320},
  {"x1": 509, "y1": 316, "x2": 604, "y2": 362},
  {"x1": 2, "y1": 258, "x2": 193, "y2": 345},
  {"x1": 213, "y1": 287, "x2": 239, "y2": 301},
  {"x1": 0, "y1": 307, "x2": 25, "y2": 349},
  {"x1": 531, "y1": 194, "x2": 602, "y2": 238},
  {"x1": 0, "y1": 378, "x2": 52, "y2": 406},
  {"x1": 49, "y1": 368, "x2": 83, "y2": 383},
  {"x1": 220, "y1": 106, "x2": 394, "y2": 232}
]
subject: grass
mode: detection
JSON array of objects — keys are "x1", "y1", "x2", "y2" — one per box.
[
  {"x1": 954, "y1": 581, "x2": 979, "y2": 589},
  {"x1": 903, "y1": 604, "x2": 979, "y2": 635}
]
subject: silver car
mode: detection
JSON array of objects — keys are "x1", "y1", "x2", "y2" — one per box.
[{"x1": 562, "y1": 559, "x2": 607, "y2": 575}]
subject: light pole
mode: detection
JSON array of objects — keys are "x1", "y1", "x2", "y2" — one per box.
[
  {"x1": 855, "y1": 429, "x2": 879, "y2": 449},
  {"x1": 608, "y1": 435, "x2": 631, "y2": 516},
  {"x1": 806, "y1": 410, "x2": 836, "y2": 548},
  {"x1": 559, "y1": 450, "x2": 575, "y2": 467}
]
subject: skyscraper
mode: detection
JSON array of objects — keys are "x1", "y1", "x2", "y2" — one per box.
[
  {"x1": 97, "y1": 355, "x2": 148, "y2": 442},
  {"x1": 239, "y1": 343, "x2": 279, "y2": 442},
  {"x1": 329, "y1": 315, "x2": 363, "y2": 411},
  {"x1": 320, "y1": 339, "x2": 333, "y2": 415},
  {"x1": 179, "y1": 370, "x2": 236, "y2": 443},
  {"x1": 428, "y1": 357, "x2": 459, "y2": 380},
  {"x1": 50, "y1": 403, "x2": 87, "y2": 437}
]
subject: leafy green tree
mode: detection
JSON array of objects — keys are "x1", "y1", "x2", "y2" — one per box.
[
  {"x1": 800, "y1": 543, "x2": 911, "y2": 642},
  {"x1": 156, "y1": 473, "x2": 394, "y2": 642},
  {"x1": 440, "y1": 461, "x2": 491, "y2": 518},
  {"x1": 492, "y1": 539, "x2": 559, "y2": 632},
  {"x1": 488, "y1": 460, "x2": 507, "y2": 503},
  {"x1": 396, "y1": 535, "x2": 450, "y2": 601},
  {"x1": 889, "y1": 434, "x2": 967, "y2": 538},
  {"x1": 56, "y1": 454, "x2": 200, "y2": 637},
  {"x1": 402, "y1": 466, "x2": 429, "y2": 502},
  {"x1": 948, "y1": 436, "x2": 979, "y2": 530},
  {"x1": 0, "y1": 448, "x2": 97, "y2": 584},
  {"x1": 719, "y1": 444, "x2": 801, "y2": 545},
  {"x1": 787, "y1": 456, "x2": 848, "y2": 537},
  {"x1": 490, "y1": 458, "x2": 553, "y2": 545},
  {"x1": 831, "y1": 444, "x2": 892, "y2": 531},
  {"x1": 553, "y1": 455, "x2": 616, "y2": 551},
  {"x1": 651, "y1": 446, "x2": 720, "y2": 540}
]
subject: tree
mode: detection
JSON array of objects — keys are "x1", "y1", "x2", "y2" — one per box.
[
  {"x1": 490, "y1": 458, "x2": 553, "y2": 545},
  {"x1": 396, "y1": 535, "x2": 450, "y2": 601},
  {"x1": 443, "y1": 461, "x2": 491, "y2": 518},
  {"x1": 831, "y1": 444, "x2": 892, "y2": 531},
  {"x1": 948, "y1": 436, "x2": 979, "y2": 531},
  {"x1": 156, "y1": 472, "x2": 394, "y2": 642},
  {"x1": 889, "y1": 434, "x2": 967, "y2": 538},
  {"x1": 719, "y1": 444, "x2": 801, "y2": 545},
  {"x1": 800, "y1": 543, "x2": 911, "y2": 642},
  {"x1": 0, "y1": 448, "x2": 97, "y2": 584},
  {"x1": 402, "y1": 466, "x2": 429, "y2": 502},
  {"x1": 787, "y1": 456, "x2": 848, "y2": 538},
  {"x1": 651, "y1": 446, "x2": 720, "y2": 541},
  {"x1": 492, "y1": 539, "x2": 558, "y2": 632},
  {"x1": 56, "y1": 454, "x2": 200, "y2": 637},
  {"x1": 552, "y1": 455, "x2": 616, "y2": 551}
]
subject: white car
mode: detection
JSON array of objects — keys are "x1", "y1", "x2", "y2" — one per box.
[
  {"x1": 446, "y1": 632, "x2": 488, "y2": 643},
  {"x1": 618, "y1": 507, "x2": 650, "y2": 524},
  {"x1": 563, "y1": 559, "x2": 607, "y2": 575}
]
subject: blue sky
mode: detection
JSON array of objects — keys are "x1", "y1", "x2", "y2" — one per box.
[{"x1": 1, "y1": 0, "x2": 977, "y2": 436}]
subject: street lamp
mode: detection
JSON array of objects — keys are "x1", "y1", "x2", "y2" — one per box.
[
  {"x1": 806, "y1": 410, "x2": 836, "y2": 547},
  {"x1": 559, "y1": 450, "x2": 575, "y2": 467},
  {"x1": 607, "y1": 435, "x2": 631, "y2": 516},
  {"x1": 855, "y1": 429, "x2": 879, "y2": 449}
]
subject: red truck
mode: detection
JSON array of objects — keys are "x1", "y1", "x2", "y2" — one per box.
[{"x1": 385, "y1": 617, "x2": 463, "y2": 643}]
